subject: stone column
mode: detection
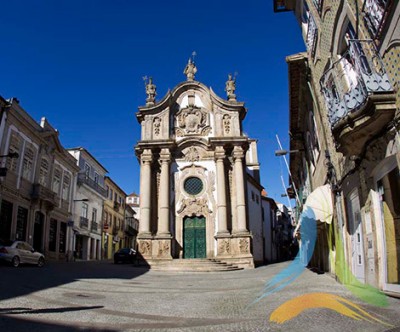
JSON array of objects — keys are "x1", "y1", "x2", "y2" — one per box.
[
  {"x1": 215, "y1": 146, "x2": 229, "y2": 234},
  {"x1": 138, "y1": 149, "x2": 152, "y2": 235},
  {"x1": 233, "y1": 146, "x2": 248, "y2": 233},
  {"x1": 157, "y1": 148, "x2": 171, "y2": 236}
]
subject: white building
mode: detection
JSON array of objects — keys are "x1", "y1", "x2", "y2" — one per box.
[
  {"x1": 67, "y1": 147, "x2": 107, "y2": 260},
  {"x1": 135, "y1": 61, "x2": 264, "y2": 268}
]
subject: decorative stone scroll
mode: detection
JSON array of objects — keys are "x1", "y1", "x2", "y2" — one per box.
[
  {"x1": 153, "y1": 117, "x2": 161, "y2": 137},
  {"x1": 139, "y1": 240, "x2": 151, "y2": 256},
  {"x1": 219, "y1": 239, "x2": 231, "y2": 254},
  {"x1": 157, "y1": 240, "x2": 170, "y2": 257},
  {"x1": 175, "y1": 107, "x2": 210, "y2": 137},
  {"x1": 177, "y1": 197, "x2": 211, "y2": 216},
  {"x1": 223, "y1": 114, "x2": 231, "y2": 134},
  {"x1": 239, "y1": 238, "x2": 250, "y2": 254}
]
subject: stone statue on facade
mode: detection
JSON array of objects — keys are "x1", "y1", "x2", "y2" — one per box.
[
  {"x1": 184, "y1": 58, "x2": 197, "y2": 81},
  {"x1": 144, "y1": 76, "x2": 156, "y2": 106},
  {"x1": 225, "y1": 74, "x2": 236, "y2": 101}
]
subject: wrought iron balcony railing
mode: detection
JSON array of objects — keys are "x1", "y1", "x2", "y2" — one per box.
[
  {"x1": 312, "y1": 0, "x2": 323, "y2": 15},
  {"x1": 362, "y1": 0, "x2": 392, "y2": 39},
  {"x1": 320, "y1": 39, "x2": 393, "y2": 128},
  {"x1": 77, "y1": 173, "x2": 107, "y2": 197},
  {"x1": 306, "y1": 14, "x2": 318, "y2": 58},
  {"x1": 91, "y1": 221, "x2": 99, "y2": 232},
  {"x1": 80, "y1": 216, "x2": 89, "y2": 229},
  {"x1": 31, "y1": 183, "x2": 56, "y2": 206}
]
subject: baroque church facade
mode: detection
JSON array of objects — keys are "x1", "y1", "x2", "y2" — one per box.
[{"x1": 135, "y1": 60, "x2": 264, "y2": 268}]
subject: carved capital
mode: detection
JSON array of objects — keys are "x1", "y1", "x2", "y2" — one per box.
[
  {"x1": 159, "y1": 148, "x2": 171, "y2": 163},
  {"x1": 232, "y1": 146, "x2": 244, "y2": 160},
  {"x1": 141, "y1": 149, "x2": 153, "y2": 164},
  {"x1": 214, "y1": 146, "x2": 226, "y2": 161}
]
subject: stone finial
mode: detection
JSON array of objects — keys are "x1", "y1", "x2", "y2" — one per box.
[
  {"x1": 144, "y1": 76, "x2": 156, "y2": 106},
  {"x1": 183, "y1": 55, "x2": 197, "y2": 81},
  {"x1": 225, "y1": 74, "x2": 236, "y2": 101}
]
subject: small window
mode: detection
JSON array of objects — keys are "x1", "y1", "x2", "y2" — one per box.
[
  {"x1": 92, "y1": 208, "x2": 97, "y2": 222},
  {"x1": 94, "y1": 172, "x2": 99, "y2": 184},
  {"x1": 52, "y1": 167, "x2": 62, "y2": 194},
  {"x1": 22, "y1": 145, "x2": 35, "y2": 181},
  {"x1": 81, "y1": 203, "x2": 88, "y2": 218},
  {"x1": 184, "y1": 177, "x2": 203, "y2": 196},
  {"x1": 62, "y1": 173, "x2": 71, "y2": 201},
  {"x1": 39, "y1": 158, "x2": 49, "y2": 186},
  {"x1": 84, "y1": 164, "x2": 90, "y2": 178}
]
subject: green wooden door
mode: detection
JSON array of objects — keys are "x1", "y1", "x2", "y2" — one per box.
[{"x1": 183, "y1": 216, "x2": 206, "y2": 258}]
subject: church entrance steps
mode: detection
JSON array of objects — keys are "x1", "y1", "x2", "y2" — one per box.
[{"x1": 147, "y1": 258, "x2": 243, "y2": 272}]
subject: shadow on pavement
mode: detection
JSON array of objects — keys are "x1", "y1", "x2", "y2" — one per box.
[
  {"x1": 0, "y1": 314, "x2": 118, "y2": 332},
  {"x1": 0, "y1": 260, "x2": 149, "y2": 301}
]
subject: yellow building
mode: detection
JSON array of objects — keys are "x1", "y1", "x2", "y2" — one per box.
[{"x1": 103, "y1": 177, "x2": 127, "y2": 259}]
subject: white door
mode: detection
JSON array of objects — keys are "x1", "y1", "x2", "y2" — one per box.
[{"x1": 347, "y1": 190, "x2": 365, "y2": 283}]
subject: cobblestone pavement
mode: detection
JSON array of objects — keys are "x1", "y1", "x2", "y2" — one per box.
[{"x1": 0, "y1": 260, "x2": 399, "y2": 332}]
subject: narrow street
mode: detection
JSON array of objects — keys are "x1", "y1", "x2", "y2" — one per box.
[{"x1": 0, "y1": 261, "x2": 399, "y2": 332}]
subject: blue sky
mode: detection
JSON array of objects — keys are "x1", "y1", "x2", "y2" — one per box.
[{"x1": 0, "y1": 0, "x2": 305, "y2": 202}]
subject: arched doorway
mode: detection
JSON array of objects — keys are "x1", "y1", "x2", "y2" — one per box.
[{"x1": 183, "y1": 216, "x2": 206, "y2": 258}]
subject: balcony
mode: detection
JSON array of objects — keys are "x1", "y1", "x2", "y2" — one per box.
[
  {"x1": 91, "y1": 221, "x2": 99, "y2": 233},
  {"x1": 80, "y1": 216, "x2": 89, "y2": 229},
  {"x1": 77, "y1": 174, "x2": 107, "y2": 197},
  {"x1": 273, "y1": 0, "x2": 295, "y2": 12},
  {"x1": 320, "y1": 39, "x2": 396, "y2": 155},
  {"x1": 306, "y1": 14, "x2": 318, "y2": 59},
  {"x1": 31, "y1": 183, "x2": 56, "y2": 208},
  {"x1": 312, "y1": 0, "x2": 323, "y2": 15},
  {"x1": 363, "y1": 0, "x2": 392, "y2": 40}
]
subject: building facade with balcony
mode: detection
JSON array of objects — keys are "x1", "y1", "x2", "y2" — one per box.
[
  {"x1": 103, "y1": 176, "x2": 127, "y2": 259},
  {"x1": 0, "y1": 97, "x2": 79, "y2": 261},
  {"x1": 275, "y1": 0, "x2": 400, "y2": 295},
  {"x1": 68, "y1": 147, "x2": 107, "y2": 260}
]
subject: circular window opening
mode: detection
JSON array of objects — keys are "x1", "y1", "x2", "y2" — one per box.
[{"x1": 184, "y1": 177, "x2": 204, "y2": 196}]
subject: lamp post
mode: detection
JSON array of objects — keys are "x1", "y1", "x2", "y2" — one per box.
[
  {"x1": 0, "y1": 152, "x2": 19, "y2": 177},
  {"x1": 275, "y1": 135, "x2": 302, "y2": 208}
]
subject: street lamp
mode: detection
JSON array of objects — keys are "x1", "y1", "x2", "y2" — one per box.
[
  {"x1": 0, "y1": 152, "x2": 19, "y2": 159},
  {"x1": 0, "y1": 151, "x2": 20, "y2": 177},
  {"x1": 274, "y1": 149, "x2": 302, "y2": 156}
]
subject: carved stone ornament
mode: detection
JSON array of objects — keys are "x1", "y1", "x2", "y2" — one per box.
[
  {"x1": 158, "y1": 241, "x2": 170, "y2": 257},
  {"x1": 140, "y1": 241, "x2": 151, "y2": 255},
  {"x1": 223, "y1": 114, "x2": 231, "y2": 134},
  {"x1": 183, "y1": 146, "x2": 200, "y2": 162},
  {"x1": 239, "y1": 238, "x2": 249, "y2": 254},
  {"x1": 219, "y1": 239, "x2": 230, "y2": 254},
  {"x1": 175, "y1": 107, "x2": 210, "y2": 137},
  {"x1": 153, "y1": 117, "x2": 161, "y2": 136},
  {"x1": 177, "y1": 197, "x2": 211, "y2": 216}
]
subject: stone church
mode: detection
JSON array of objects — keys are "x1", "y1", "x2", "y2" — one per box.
[{"x1": 135, "y1": 59, "x2": 264, "y2": 268}]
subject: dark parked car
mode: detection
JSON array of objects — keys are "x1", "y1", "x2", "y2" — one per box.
[
  {"x1": 0, "y1": 240, "x2": 45, "y2": 267},
  {"x1": 114, "y1": 248, "x2": 136, "y2": 264}
]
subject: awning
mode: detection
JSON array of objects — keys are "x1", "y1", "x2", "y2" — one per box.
[
  {"x1": 294, "y1": 184, "x2": 334, "y2": 235},
  {"x1": 302, "y1": 184, "x2": 333, "y2": 224}
]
